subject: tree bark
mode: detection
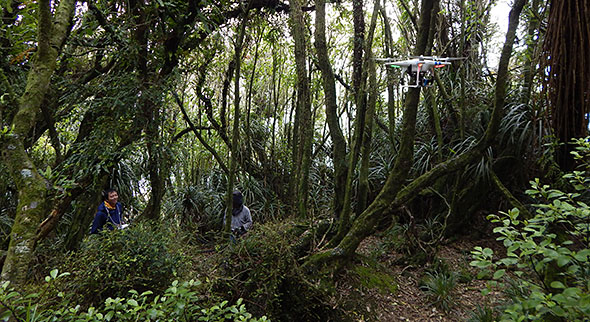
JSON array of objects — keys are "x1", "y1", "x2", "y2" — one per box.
[
  {"x1": 357, "y1": 0, "x2": 381, "y2": 215},
  {"x1": 314, "y1": 0, "x2": 348, "y2": 217},
  {"x1": 542, "y1": 0, "x2": 589, "y2": 170},
  {"x1": 289, "y1": 0, "x2": 313, "y2": 218},
  {"x1": 0, "y1": 0, "x2": 75, "y2": 286},
  {"x1": 379, "y1": 6, "x2": 397, "y2": 144},
  {"x1": 331, "y1": 0, "x2": 367, "y2": 245}
]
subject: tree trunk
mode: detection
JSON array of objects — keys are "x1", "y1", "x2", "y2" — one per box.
[
  {"x1": 225, "y1": 5, "x2": 249, "y2": 233},
  {"x1": 289, "y1": 0, "x2": 313, "y2": 218},
  {"x1": 314, "y1": 0, "x2": 348, "y2": 217},
  {"x1": 142, "y1": 100, "x2": 166, "y2": 220},
  {"x1": 331, "y1": 0, "x2": 367, "y2": 245},
  {"x1": 356, "y1": 0, "x2": 381, "y2": 215},
  {"x1": 379, "y1": 6, "x2": 397, "y2": 144},
  {"x1": 543, "y1": 0, "x2": 590, "y2": 170},
  {"x1": 0, "y1": 0, "x2": 75, "y2": 286}
]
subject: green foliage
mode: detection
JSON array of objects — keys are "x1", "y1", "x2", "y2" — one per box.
[
  {"x1": 206, "y1": 221, "x2": 339, "y2": 320},
  {"x1": 55, "y1": 223, "x2": 183, "y2": 306},
  {"x1": 216, "y1": 222, "x2": 298, "y2": 314},
  {"x1": 419, "y1": 260, "x2": 458, "y2": 312},
  {"x1": 470, "y1": 137, "x2": 590, "y2": 321},
  {"x1": 0, "y1": 272, "x2": 267, "y2": 321}
]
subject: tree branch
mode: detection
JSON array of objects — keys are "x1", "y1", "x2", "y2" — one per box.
[{"x1": 173, "y1": 92, "x2": 229, "y2": 175}]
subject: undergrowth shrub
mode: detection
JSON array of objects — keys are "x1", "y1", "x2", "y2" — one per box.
[
  {"x1": 56, "y1": 222, "x2": 183, "y2": 306},
  {"x1": 0, "y1": 272, "x2": 267, "y2": 321},
  {"x1": 471, "y1": 137, "x2": 590, "y2": 321},
  {"x1": 208, "y1": 221, "x2": 341, "y2": 321}
]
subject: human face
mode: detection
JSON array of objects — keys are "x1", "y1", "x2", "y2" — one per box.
[{"x1": 107, "y1": 191, "x2": 118, "y2": 206}]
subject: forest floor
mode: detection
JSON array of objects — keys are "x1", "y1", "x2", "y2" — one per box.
[{"x1": 331, "y1": 235, "x2": 507, "y2": 321}]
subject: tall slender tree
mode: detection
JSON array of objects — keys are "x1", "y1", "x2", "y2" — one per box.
[
  {"x1": 314, "y1": 0, "x2": 348, "y2": 218},
  {"x1": 289, "y1": 0, "x2": 313, "y2": 218}
]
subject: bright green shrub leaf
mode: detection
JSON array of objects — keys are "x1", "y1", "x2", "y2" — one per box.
[
  {"x1": 551, "y1": 305, "x2": 566, "y2": 317},
  {"x1": 550, "y1": 281, "x2": 565, "y2": 289},
  {"x1": 557, "y1": 255, "x2": 570, "y2": 267},
  {"x1": 574, "y1": 249, "x2": 590, "y2": 261},
  {"x1": 493, "y1": 269, "x2": 505, "y2": 280},
  {"x1": 105, "y1": 311, "x2": 114, "y2": 321},
  {"x1": 563, "y1": 288, "x2": 580, "y2": 298},
  {"x1": 127, "y1": 299, "x2": 138, "y2": 306}
]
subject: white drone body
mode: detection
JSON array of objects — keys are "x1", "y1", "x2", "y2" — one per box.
[{"x1": 376, "y1": 56, "x2": 463, "y2": 88}]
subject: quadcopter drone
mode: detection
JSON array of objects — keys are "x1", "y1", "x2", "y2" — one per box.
[{"x1": 376, "y1": 55, "x2": 465, "y2": 88}]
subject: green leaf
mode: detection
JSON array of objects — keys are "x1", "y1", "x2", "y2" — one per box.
[
  {"x1": 127, "y1": 299, "x2": 138, "y2": 306},
  {"x1": 574, "y1": 249, "x2": 590, "y2": 261},
  {"x1": 550, "y1": 281, "x2": 565, "y2": 289},
  {"x1": 551, "y1": 306, "x2": 567, "y2": 317},
  {"x1": 562, "y1": 287, "x2": 579, "y2": 297},
  {"x1": 50, "y1": 269, "x2": 58, "y2": 279},
  {"x1": 470, "y1": 260, "x2": 491, "y2": 268},
  {"x1": 493, "y1": 269, "x2": 505, "y2": 280},
  {"x1": 557, "y1": 255, "x2": 570, "y2": 267},
  {"x1": 499, "y1": 257, "x2": 518, "y2": 266},
  {"x1": 105, "y1": 311, "x2": 114, "y2": 321}
]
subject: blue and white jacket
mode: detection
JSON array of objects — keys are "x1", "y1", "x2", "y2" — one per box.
[{"x1": 90, "y1": 202, "x2": 123, "y2": 234}]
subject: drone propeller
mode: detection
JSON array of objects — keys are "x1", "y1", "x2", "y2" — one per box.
[
  {"x1": 374, "y1": 58, "x2": 401, "y2": 63},
  {"x1": 409, "y1": 55, "x2": 467, "y2": 61}
]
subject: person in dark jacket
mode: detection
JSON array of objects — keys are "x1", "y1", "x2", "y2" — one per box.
[
  {"x1": 224, "y1": 190, "x2": 252, "y2": 238},
  {"x1": 90, "y1": 188, "x2": 124, "y2": 234}
]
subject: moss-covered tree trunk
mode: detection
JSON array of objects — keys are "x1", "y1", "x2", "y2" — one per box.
[
  {"x1": 314, "y1": 0, "x2": 348, "y2": 218},
  {"x1": 304, "y1": 0, "x2": 526, "y2": 272},
  {"x1": 356, "y1": 0, "x2": 380, "y2": 215},
  {"x1": 330, "y1": 0, "x2": 367, "y2": 245},
  {"x1": 142, "y1": 100, "x2": 166, "y2": 221},
  {"x1": 289, "y1": 0, "x2": 313, "y2": 218},
  {"x1": 379, "y1": 6, "x2": 397, "y2": 144},
  {"x1": 0, "y1": 0, "x2": 75, "y2": 286}
]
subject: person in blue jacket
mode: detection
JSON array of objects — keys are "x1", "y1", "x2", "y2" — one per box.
[{"x1": 90, "y1": 188, "x2": 124, "y2": 234}]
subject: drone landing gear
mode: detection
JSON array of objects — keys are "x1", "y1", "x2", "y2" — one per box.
[{"x1": 404, "y1": 71, "x2": 433, "y2": 88}]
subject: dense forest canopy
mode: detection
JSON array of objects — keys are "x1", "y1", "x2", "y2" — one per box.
[{"x1": 0, "y1": 0, "x2": 589, "y2": 320}]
